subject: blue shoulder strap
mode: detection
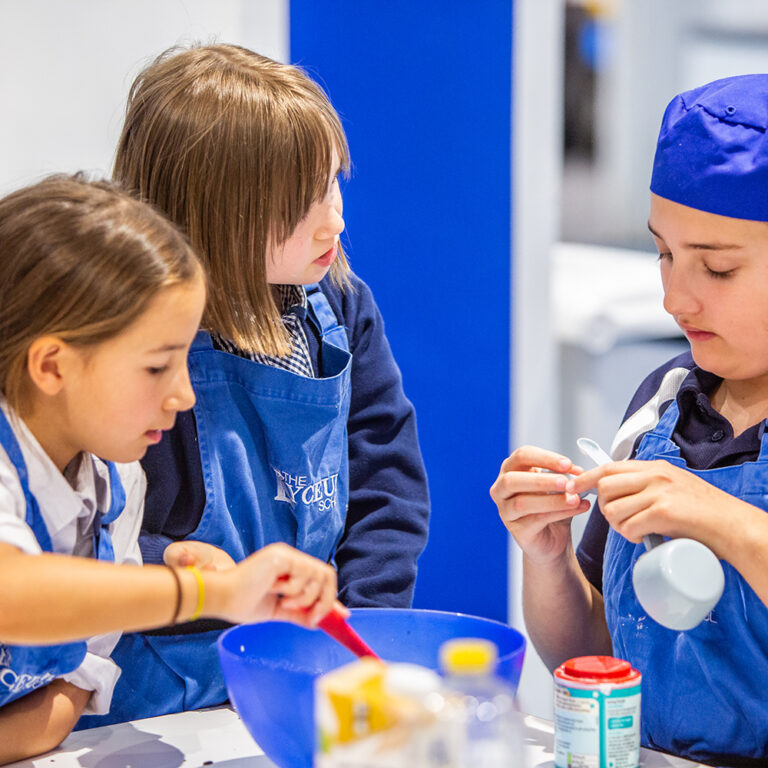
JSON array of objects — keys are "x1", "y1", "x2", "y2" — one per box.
[
  {"x1": 305, "y1": 283, "x2": 350, "y2": 353},
  {"x1": 0, "y1": 407, "x2": 125, "y2": 561},
  {"x1": 92, "y1": 461, "x2": 126, "y2": 562},
  {"x1": 0, "y1": 409, "x2": 54, "y2": 552},
  {"x1": 191, "y1": 329, "x2": 215, "y2": 351}
]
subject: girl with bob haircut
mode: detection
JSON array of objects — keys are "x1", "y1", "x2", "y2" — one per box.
[
  {"x1": 85, "y1": 43, "x2": 429, "y2": 725},
  {"x1": 0, "y1": 174, "x2": 341, "y2": 763}
]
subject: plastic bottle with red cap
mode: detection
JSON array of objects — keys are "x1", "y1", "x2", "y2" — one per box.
[{"x1": 553, "y1": 655, "x2": 641, "y2": 768}]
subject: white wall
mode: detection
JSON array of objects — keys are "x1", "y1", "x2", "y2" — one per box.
[
  {"x1": 0, "y1": 0, "x2": 287, "y2": 194},
  {"x1": 585, "y1": 0, "x2": 768, "y2": 248}
]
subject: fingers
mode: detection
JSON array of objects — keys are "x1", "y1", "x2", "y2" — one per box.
[
  {"x1": 596, "y1": 471, "x2": 649, "y2": 506},
  {"x1": 224, "y1": 544, "x2": 340, "y2": 627},
  {"x1": 331, "y1": 599, "x2": 350, "y2": 619},
  {"x1": 497, "y1": 445, "x2": 580, "y2": 475},
  {"x1": 491, "y1": 447, "x2": 586, "y2": 520},
  {"x1": 294, "y1": 566, "x2": 336, "y2": 627},
  {"x1": 163, "y1": 541, "x2": 206, "y2": 569},
  {"x1": 496, "y1": 486, "x2": 585, "y2": 524},
  {"x1": 579, "y1": 460, "x2": 684, "y2": 543},
  {"x1": 491, "y1": 466, "x2": 582, "y2": 513},
  {"x1": 508, "y1": 502, "x2": 590, "y2": 537},
  {"x1": 492, "y1": 464, "x2": 585, "y2": 525},
  {"x1": 279, "y1": 575, "x2": 322, "y2": 610},
  {"x1": 262, "y1": 543, "x2": 338, "y2": 624},
  {"x1": 493, "y1": 467, "x2": 570, "y2": 499},
  {"x1": 489, "y1": 447, "x2": 594, "y2": 563},
  {"x1": 163, "y1": 541, "x2": 236, "y2": 571},
  {"x1": 571, "y1": 465, "x2": 608, "y2": 496}
]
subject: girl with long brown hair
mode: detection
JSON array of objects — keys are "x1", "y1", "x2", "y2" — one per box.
[
  {"x1": 0, "y1": 174, "x2": 339, "y2": 763},
  {"x1": 83, "y1": 43, "x2": 429, "y2": 725}
]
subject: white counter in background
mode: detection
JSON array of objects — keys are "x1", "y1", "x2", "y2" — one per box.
[
  {"x1": 552, "y1": 241, "x2": 688, "y2": 467},
  {"x1": 5, "y1": 706, "x2": 705, "y2": 768}
]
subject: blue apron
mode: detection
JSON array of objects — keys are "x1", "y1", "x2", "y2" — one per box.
[
  {"x1": 96, "y1": 288, "x2": 352, "y2": 725},
  {"x1": 0, "y1": 408, "x2": 125, "y2": 708},
  {"x1": 604, "y1": 399, "x2": 768, "y2": 765}
]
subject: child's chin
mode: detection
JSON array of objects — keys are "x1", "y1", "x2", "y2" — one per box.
[
  {"x1": 688, "y1": 348, "x2": 717, "y2": 373},
  {"x1": 103, "y1": 446, "x2": 148, "y2": 463}
]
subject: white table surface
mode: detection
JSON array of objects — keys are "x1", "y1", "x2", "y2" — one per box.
[{"x1": 5, "y1": 706, "x2": 706, "y2": 768}]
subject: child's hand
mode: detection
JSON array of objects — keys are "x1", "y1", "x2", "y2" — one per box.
[
  {"x1": 164, "y1": 540, "x2": 236, "y2": 572},
  {"x1": 222, "y1": 542, "x2": 339, "y2": 627},
  {"x1": 490, "y1": 445, "x2": 590, "y2": 564},
  {"x1": 573, "y1": 459, "x2": 733, "y2": 555}
]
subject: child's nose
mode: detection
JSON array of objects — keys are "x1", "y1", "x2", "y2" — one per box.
[
  {"x1": 316, "y1": 187, "x2": 344, "y2": 240},
  {"x1": 662, "y1": 266, "x2": 697, "y2": 316},
  {"x1": 165, "y1": 366, "x2": 196, "y2": 413}
]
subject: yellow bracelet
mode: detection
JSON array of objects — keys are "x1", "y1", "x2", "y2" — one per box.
[{"x1": 187, "y1": 565, "x2": 205, "y2": 621}]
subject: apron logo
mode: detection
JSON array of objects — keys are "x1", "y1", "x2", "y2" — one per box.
[
  {"x1": 0, "y1": 644, "x2": 59, "y2": 697},
  {"x1": 0, "y1": 666, "x2": 54, "y2": 696},
  {"x1": 273, "y1": 469, "x2": 339, "y2": 512}
]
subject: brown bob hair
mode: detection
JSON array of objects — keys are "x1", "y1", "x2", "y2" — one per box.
[
  {"x1": 0, "y1": 174, "x2": 202, "y2": 414},
  {"x1": 114, "y1": 44, "x2": 351, "y2": 357}
]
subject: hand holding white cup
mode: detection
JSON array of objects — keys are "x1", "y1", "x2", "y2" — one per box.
[{"x1": 577, "y1": 438, "x2": 725, "y2": 631}]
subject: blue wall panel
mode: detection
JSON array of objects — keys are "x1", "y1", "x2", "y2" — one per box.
[{"x1": 291, "y1": 0, "x2": 512, "y2": 622}]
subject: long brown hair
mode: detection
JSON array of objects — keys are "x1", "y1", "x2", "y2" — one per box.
[
  {"x1": 0, "y1": 174, "x2": 201, "y2": 414},
  {"x1": 114, "y1": 44, "x2": 351, "y2": 356}
]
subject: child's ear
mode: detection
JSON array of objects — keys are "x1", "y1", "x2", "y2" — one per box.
[{"x1": 26, "y1": 336, "x2": 69, "y2": 396}]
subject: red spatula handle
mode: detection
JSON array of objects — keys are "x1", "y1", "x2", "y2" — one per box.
[
  {"x1": 275, "y1": 575, "x2": 379, "y2": 659},
  {"x1": 318, "y1": 606, "x2": 380, "y2": 660}
]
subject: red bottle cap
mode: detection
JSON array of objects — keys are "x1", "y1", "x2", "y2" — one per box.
[{"x1": 556, "y1": 655, "x2": 639, "y2": 683}]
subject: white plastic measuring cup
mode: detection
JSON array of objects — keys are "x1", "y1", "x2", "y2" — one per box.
[{"x1": 576, "y1": 438, "x2": 725, "y2": 631}]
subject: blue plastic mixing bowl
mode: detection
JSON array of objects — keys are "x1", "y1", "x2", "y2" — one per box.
[{"x1": 218, "y1": 608, "x2": 526, "y2": 768}]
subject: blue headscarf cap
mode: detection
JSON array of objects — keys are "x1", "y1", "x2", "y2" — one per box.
[{"x1": 651, "y1": 74, "x2": 768, "y2": 222}]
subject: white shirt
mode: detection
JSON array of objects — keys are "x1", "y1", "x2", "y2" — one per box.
[{"x1": 0, "y1": 401, "x2": 145, "y2": 715}]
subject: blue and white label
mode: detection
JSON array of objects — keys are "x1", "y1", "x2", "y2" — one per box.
[{"x1": 554, "y1": 684, "x2": 641, "y2": 768}]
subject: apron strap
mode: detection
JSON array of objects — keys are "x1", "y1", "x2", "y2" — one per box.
[
  {"x1": 757, "y1": 419, "x2": 768, "y2": 460},
  {"x1": 92, "y1": 461, "x2": 126, "y2": 562},
  {"x1": 651, "y1": 396, "x2": 681, "y2": 439},
  {"x1": 0, "y1": 406, "x2": 126, "y2": 561},
  {"x1": 305, "y1": 284, "x2": 350, "y2": 353},
  {"x1": 0, "y1": 408, "x2": 54, "y2": 552},
  {"x1": 191, "y1": 329, "x2": 215, "y2": 352}
]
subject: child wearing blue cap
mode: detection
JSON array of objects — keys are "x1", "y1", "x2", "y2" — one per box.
[{"x1": 492, "y1": 74, "x2": 768, "y2": 766}]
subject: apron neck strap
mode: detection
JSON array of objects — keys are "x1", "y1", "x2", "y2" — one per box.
[
  {"x1": 192, "y1": 330, "x2": 215, "y2": 351},
  {"x1": 305, "y1": 284, "x2": 349, "y2": 352},
  {"x1": 92, "y1": 460, "x2": 126, "y2": 562},
  {"x1": 0, "y1": 408, "x2": 54, "y2": 552}
]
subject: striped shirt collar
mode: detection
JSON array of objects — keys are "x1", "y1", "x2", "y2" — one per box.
[{"x1": 211, "y1": 284, "x2": 315, "y2": 378}]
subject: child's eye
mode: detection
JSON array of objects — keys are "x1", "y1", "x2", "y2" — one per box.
[
  {"x1": 657, "y1": 251, "x2": 672, "y2": 262},
  {"x1": 705, "y1": 266, "x2": 735, "y2": 279},
  {"x1": 146, "y1": 365, "x2": 168, "y2": 375}
]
